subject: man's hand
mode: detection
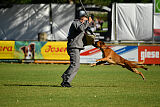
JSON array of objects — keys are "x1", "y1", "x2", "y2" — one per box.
[
  {"x1": 88, "y1": 17, "x2": 92, "y2": 23},
  {"x1": 80, "y1": 16, "x2": 92, "y2": 24}
]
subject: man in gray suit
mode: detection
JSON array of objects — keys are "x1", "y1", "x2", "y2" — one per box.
[{"x1": 61, "y1": 13, "x2": 92, "y2": 87}]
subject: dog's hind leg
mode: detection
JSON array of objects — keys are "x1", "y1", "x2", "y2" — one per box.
[
  {"x1": 130, "y1": 61, "x2": 145, "y2": 65},
  {"x1": 131, "y1": 68, "x2": 145, "y2": 80},
  {"x1": 134, "y1": 65, "x2": 148, "y2": 71},
  {"x1": 130, "y1": 61, "x2": 140, "y2": 64}
]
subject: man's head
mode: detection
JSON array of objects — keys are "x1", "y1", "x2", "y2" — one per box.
[
  {"x1": 79, "y1": 11, "x2": 88, "y2": 23},
  {"x1": 80, "y1": 16, "x2": 88, "y2": 23}
]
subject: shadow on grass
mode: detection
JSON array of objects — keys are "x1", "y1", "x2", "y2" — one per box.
[
  {"x1": 3, "y1": 84, "x2": 61, "y2": 87},
  {"x1": 3, "y1": 84, "x2": 118, "y2": 88},
  {"x1": 79, "y1": 85, "x2": 118, "y2": 88}
]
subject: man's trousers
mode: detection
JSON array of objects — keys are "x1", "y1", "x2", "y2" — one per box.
[{"x1": 61, "y1": 48, "x2": 81, "y2": 83}]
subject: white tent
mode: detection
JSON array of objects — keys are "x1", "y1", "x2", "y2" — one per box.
[
  {"x1": 111, "y1": 3, "x2": 153, "y2": 41},
  {"x1": 51, "y1": 4, "x2": 75, "y2": 40},
  {"x1": 0, "y1": 4, "x2": 75, "y2": 41},
  {"x1": 0, "y1": 4, "x2": 50, "y2": 40}
]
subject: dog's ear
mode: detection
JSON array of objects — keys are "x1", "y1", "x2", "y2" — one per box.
[
  {"x1": 29, "y1": 43, "x2": 35, "y2": 59},
  {"x1": 21, "y1": 46, "x2": 26, "y2": 53},
  {"x1": 29, "y1": 44, "x2": 35, "y2": 50},
  {"x1": 100, "y1": 41, "x2": 105, "y2": 46}
]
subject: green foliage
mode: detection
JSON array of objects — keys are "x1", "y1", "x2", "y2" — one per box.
[{"x1": 0, "y1": 64, "x2": 160, "y2": 107}]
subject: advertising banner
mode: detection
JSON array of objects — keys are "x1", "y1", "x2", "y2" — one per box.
[
  {"x1": 41, "y1": 41, "x2": 69, "y2": 60},
  {"x1": 14, "y1": 41, "x2": 69, "y2": 60},
  {"x1": 15, "y1": 41, "x2": 46, "y2": 59},
  {"x1": 3, "y1": 41, "x2": 160, "y2": 65},
  {"x1": 138, "y1": 46, "x2": 160, "y2": 64},
  {"x1": 0, "y1": 41, "x2": 15, "y2": 59},
  {"x1": 80, "y1": 45, "x2": 102, "y2": 63},
  {"x1": 80, "y1": 45, "x2": 138, "y2": 63}
]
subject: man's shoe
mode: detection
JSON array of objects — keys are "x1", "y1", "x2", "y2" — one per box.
[{"x1": 61, "y1": 82, "x2": 72, "y2": 87}]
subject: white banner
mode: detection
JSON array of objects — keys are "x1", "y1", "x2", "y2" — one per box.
[
  {"x1": 154, "y1": 14, "x2": 160, "y2": 40},
  {"x1": 112, "y1": 3, "x2": 153, "y2": 41},
  {"x1": 0, "y1": 4, "x2": 50, "y2": 40},
  {"x1": 80, "y1": 45, "x2": 138, "y2": 63},
  {"x1": 154, "y1": 15, "x2": 160, "y2": 28},
  {"x1": 154, "y1": 0, "x2": 160, "y2": 40}
]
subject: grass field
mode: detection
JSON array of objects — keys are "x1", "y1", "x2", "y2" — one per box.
[{"x1": 0, "y1": 63, "x2": 160, "y2": 107}]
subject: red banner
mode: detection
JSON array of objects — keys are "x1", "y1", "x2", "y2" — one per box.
[
  {"x1": 138, "y1": 46, "x2": 160, "y2": 64},
  {"x1": 154, "y1": 29, "x2": 160, "y2": 36}
]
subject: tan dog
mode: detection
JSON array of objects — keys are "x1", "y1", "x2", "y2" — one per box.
[{"x1": 91, "y1": 41, "x2": 148, "y2": 80}]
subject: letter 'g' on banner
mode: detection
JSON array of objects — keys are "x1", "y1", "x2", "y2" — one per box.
[
  {"x1": 0, "y1": 41, "x2": 15, "y2": 59},
  {"x1": 41, "y1": 41, "x2": 69, "y2": 60}
]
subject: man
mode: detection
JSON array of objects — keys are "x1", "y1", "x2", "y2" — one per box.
[{"x1": 61, "y1": 13, "x2": 92, "y2": 87}]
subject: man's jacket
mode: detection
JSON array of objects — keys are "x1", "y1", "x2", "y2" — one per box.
[{"x1": 67, "y1": 19, "x2": 89, "y2": 49}]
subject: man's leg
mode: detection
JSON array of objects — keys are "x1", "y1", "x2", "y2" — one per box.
[{"x1": 61, "y1": 48, "x2": 80, "y2": 86}]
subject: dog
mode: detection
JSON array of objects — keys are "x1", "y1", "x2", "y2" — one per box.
[
  {"x1": 21, "y1": 43, "x2": 35, "y2": 59},
  {"x1": 91, "y1": 41, "x2": 148, "y2": 80}
]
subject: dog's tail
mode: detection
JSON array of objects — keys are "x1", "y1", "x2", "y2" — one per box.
[
  {"x1": 138, "y1": 58, "x2": 146, "y2": 64},
  {"x1": 138, "y1": 60, "x2": 145, "y2": 64},
  {"x1": 130, "y1": 59, "x2": 145, "y2": 65}
]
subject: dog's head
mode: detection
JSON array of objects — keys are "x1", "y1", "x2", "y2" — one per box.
[
  {"x1": 21, "y1": 43, "x2": 35, "y2": 59},
  {"x1": 93, "y1": 41, "x2": 106, "y2": 48}
]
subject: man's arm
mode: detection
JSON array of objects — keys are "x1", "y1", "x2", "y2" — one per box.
[{"x1": 76, "y1": 17, "x2": 92, "y2": 32}]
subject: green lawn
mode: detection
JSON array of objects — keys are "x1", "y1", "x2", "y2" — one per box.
[{"x1": 0, "y1": 63, "x2": 160, "y2": 107}]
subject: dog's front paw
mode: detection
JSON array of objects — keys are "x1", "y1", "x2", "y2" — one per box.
[
  {"x1": 96, "y1": 59, "x2": 101, "y2": 62},
  {"x1": 143, "y1": 77, "x2": 146, "y2": 81},
  {"x1": 90, "y1": 63, "x2": 96, "y2": 67}
]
